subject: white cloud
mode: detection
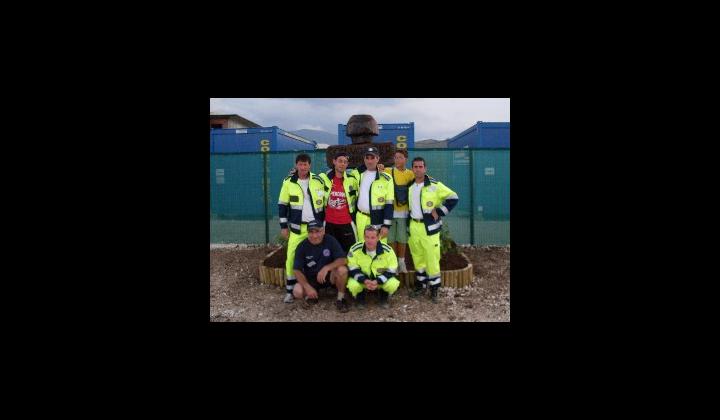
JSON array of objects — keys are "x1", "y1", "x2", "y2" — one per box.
[{"x1": 209, "y1": 98, "x2": 233, "y2": 114}]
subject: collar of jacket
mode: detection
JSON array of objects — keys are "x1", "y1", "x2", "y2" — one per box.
[
  {"x1": 407, "y1": 175, "x2": 432, "y2": 187},
  {"x1": 357, "y1": 164, "x2": 381, "y2": 181},
  {"x1": 423, "y1": 174, "x2": 433, "y2": 187},
  {"x1": 362, "y1": 243, "x2": 385, "y2": 255},
  {"x1": 326, "y1": 168, "x2": 350, "y2": 180},
  {"x1": 291, "y1": 172, "x2": 315, "y2": 183}
]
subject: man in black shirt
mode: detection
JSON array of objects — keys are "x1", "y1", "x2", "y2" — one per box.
[{"x1": 292, "y1": 220, "x2": 350, "y2": 312}]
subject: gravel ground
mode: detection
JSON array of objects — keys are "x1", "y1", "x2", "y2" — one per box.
[{"x1": 210, "y1": 244, "x2": 510, "y2": 322}]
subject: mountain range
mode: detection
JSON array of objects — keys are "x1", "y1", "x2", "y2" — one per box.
[
  {"x1": 291, "y1": 129, "x2": 338, "y2": 145},
  {"x1": 414, "y1": 139, "x2": 449, "y2": 148}
]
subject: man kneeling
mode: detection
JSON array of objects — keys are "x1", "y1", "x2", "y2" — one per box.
[
  {"x1": 346, "y1": 226, "x2": 401, "y2": 309},
  {"x1": 292, "y1": 220, "x2": 350, "y2": 312}
]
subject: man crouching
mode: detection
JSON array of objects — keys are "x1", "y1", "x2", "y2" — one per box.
[
  {"x1": 346, "y1": 225, "x2": 401, "y2": 309},
  {"x1": 292, "y1": 220, "x2": 350, "y2": 312}
]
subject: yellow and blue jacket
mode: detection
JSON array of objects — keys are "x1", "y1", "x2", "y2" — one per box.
[
  {"x1": 406, "y1": 174, "x2": 459, "y2": 236},
  {"x1": 347, "y1": 241, "x2": 398, "y2": 285},
  {"x1": 278, "y1": 172, "x2": 328, "y2": 234},
  {"x1": 318, "y1": 168, "x2": 359, "y2": 215},
  {"x1": 349, "y1": 164, "x2": 395, "y2": 229}
]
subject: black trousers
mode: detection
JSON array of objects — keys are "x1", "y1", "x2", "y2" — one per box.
[{"x1": 324, "y1": 222, "x2": 357, "y2": 253}]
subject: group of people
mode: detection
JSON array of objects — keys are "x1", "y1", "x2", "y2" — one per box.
[{"x1": 277, "y1": 147, "x2": 459, "y2": 312}]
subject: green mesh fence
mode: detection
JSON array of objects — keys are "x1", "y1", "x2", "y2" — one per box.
[{"x1": 210, "y1": 149, "x2": 509, "y2": 245}]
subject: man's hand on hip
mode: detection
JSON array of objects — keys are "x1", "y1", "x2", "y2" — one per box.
[{"x1": 380, "y1": 226, "x2": 389, "y2": 238}]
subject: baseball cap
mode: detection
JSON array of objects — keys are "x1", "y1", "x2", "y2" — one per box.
[
  {"x1": 365, "y1": 147, "x2": 379, "y2": 157},
  {"x1": 307, "y1": 220, "x2": 323, "y2": 231}
]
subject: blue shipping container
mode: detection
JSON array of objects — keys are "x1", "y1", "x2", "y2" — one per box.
[
  {"x1": 337, "y1": 122, "x2": 414, "y2": 149},
  {"x1": 210, "y1": 127, "x2": 316, "y2": 153},
  {"x1": 447, "y1": 122, "x2": 510, "y2": 149}
]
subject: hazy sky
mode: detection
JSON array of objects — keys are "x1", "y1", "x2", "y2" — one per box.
[{"x1": 210, "y1": 98, "x2": 510, "y2": 140}]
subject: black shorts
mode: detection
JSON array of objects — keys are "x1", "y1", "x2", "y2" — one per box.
[
  {"x1": 307, "y1": 271, "x2": 333, "y2": 290},
  {"x1": 324, "y1": 222, "x2": 356, "y2": 253}
]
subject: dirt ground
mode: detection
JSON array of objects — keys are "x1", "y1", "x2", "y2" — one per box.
[{"x1": 210, "y1": 244, "x2": 510, "y2": 322}]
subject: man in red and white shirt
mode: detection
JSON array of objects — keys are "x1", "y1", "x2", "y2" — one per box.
[{"x1": 320, "y1": 152, "x2": 360, "y2": 253}]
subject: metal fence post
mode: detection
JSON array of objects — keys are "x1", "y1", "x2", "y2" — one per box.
[
  {"x1": 469, "y1": 150, "x2": 475, "y2": 245},
  {"x1": 263, "y1": 152, "x2": 270, "y2": 244}
]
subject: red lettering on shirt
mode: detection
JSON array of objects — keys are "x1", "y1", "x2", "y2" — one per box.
[{"x1": 325, "y1": 176, "x2": 352, "y2": 224}]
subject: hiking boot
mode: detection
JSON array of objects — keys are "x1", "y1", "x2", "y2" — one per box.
[
  {"x1": 378, "y1": 290, "x2": 390, "y2": 309},
  {"x1": 409, "y1": 282, "x2": 425, "y2": 299},
  {"x1": 283, "y1": 293, "x2": 294, "y2": 303},
  {"x1": 355, "y1": 291, "x2": 367, "y2": 309},
  {"x1": 335, "y1": 298, "x2": 350, "y2": 313},
  {"x1": 430, "y1": 286, "x2": 439, "y2": 304}
]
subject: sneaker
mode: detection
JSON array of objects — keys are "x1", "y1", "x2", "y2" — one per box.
[
  {"x1": 335, "y1": 298, "x2": 350, "y2": 313},
  {"x1": 398, "y1": 260, "x2": 408, "y2": 273},
  {"x1": 283, "y1": 293, "x2": 294, "y2": 303}
]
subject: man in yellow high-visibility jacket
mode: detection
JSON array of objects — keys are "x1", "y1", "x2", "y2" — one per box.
[
  {"x1": 348, "y1": 146, "x2": 394, "y2": 245},
  {"x1": 278, "y1": 153, "x2": 328, "y2": 303},
  {"x1": 406, "y1": 156, "x2": 459, "y2": 304},
  {"x1": 346, "y1": 225, "x2": 401, "y2": 309},
  {"x1": 318, "y1": 151, "x2": 359, "y2": 253}
]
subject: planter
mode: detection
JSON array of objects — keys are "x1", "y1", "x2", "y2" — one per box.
[
  {"x1": 259, "y1": 247, "x2": 473, "y2": 289},
  {"x1": 398, "y1": 252, "x2": 473, "y2": 288},
  {"x1": 258, "y1": 247, "x2": 287, "y2": 287}
]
